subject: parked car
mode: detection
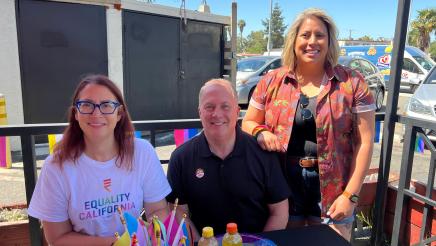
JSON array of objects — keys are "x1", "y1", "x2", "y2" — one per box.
[
  {"x1": 406, "y1": 65, "x2": 436, "y2": 142},
  {"x1": 237, "y1": 55, "x2": 385, "y2": 111},
  {"x1": 340, "y1": 45, "x2": 435, "y2": 92},
  {"x1": 338, "y1": 56, "x2": 386, "y2": 111},
  {"x1": 236, "y1": 56, "x2": 281, "y2": 105}
]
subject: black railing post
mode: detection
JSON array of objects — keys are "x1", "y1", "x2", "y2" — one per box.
[
  {"x1": 371, "y1": 0, "x2": 411, "y2": 245},
  {"x1": 21, "y1": 134, "x2": 43, "y2": 246},
  {"x1": 150, "y1": 130, "x2": 156, "y2": 147},
  {"x1": 391, "y1": 125, "x2": 416, "y2": 245},
  {"x1": 418, "y1": 131, "x2": 435, "y2": 243}
]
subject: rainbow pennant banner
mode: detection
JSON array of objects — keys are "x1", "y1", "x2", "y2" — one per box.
[
  {"x1": 174, "y1": 129, "x2": 199, "y2": 147},
  {"x1": 415, "y1": 135, "x2": 425, "y2": 153},
  {"x1": 48, "y1": 134, "x2": 63, "y2": 154},
  {"x1": 0, "y1": 136, "x2": 11, "y2": 168}
]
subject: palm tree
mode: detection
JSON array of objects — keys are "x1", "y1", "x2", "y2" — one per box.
[
  {"x1": 410, "y1": 8, "x2": 436, "y2": 52},
  {"x1": 238, "y1": 19, "x2": 246, "y2": 52}
]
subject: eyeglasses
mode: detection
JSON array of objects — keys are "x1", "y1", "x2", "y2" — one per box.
[
  {"x1": 75, "y1": 100, "x2": 121, "y2": 114},
  {"x1": 299, "y1": 94, "x2": 313, "y2": 121}
]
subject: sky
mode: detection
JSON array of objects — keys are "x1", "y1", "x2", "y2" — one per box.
[{"x1": 153, "y1": 0, "x2": 435, "y2": 41}]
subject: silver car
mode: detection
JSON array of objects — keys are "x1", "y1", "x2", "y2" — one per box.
[
  {"x1": 236, "y1": 56, "x2": 281, "y2": 105},
  {"x1": 338, "y1": 56, "x2": 386, "y2": 111},
  {"x1": 406, "y1": 65, "x2": 436, "y2": 142}
]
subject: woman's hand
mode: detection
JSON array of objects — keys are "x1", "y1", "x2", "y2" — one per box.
[
  {"x1": 326, "y1": 195, "x2": 356, "y2": 221},
  {"x1": 257, "y1": 130, "x2": 285, "y2": 152}
]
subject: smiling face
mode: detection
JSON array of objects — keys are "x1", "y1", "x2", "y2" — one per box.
[
  {"x1": 198, "y1": 82, "x2": 240, "y2": 141},
  {"x1": 74, "y1": 84, "x2": 122, "y2": 144},
  {"x1": 294, "y1": 16, "x2": 329, "y2": 67}
]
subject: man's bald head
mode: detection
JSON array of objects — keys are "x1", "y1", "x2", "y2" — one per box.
[{"x1": 198, "y1": 79, "x2": 238, "y2": 106}]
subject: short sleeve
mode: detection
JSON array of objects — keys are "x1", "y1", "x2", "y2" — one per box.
[
  {"x1": 140, "y1": 141, "x2": 172, "y2": 203},
  {"x1": 351, "y1": 73, "x2": 376, "y2": 113},
  {"x1": 28, "y1": 157, "x2": 69, "y2": 222},
  {"x1": 249, "y1": 74, "x2": 271, "y2": 110},
  {"x1": 166, "y1": 150, "x2": 187, "y2": 205},
  {"x1": 265, "y1": 154, "x2": 291, "y2": 204}
]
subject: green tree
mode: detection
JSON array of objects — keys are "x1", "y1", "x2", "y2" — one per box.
[
  {"x1": 429, "y1": 41, "x2": 436, "y2": 61},
  {"x1": 262, "y1": 3, "x2": 287, "y2": 49},
  {"x1": 408, "y1": 8, "x2": 436, "y2": 52},
  {"x1": 237, "y1": 36, "x2": 247, "y2": 54},
  {"x1": 245, "y1": 30, "x2": 267, "y2": 54},
  {"x1": 358, "y1": 35, "x2": 374, "y2": 41},
  {"x1": 238, "y1": 19, "x2": 246, "y2": 52},
  {"x1": 407, "y1": 28, "x2": 419, "y2": 47}
]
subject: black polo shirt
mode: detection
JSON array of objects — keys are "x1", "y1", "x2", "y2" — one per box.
[{"x1": 166, "y1": 127, "x2": 290, "y2": 235}]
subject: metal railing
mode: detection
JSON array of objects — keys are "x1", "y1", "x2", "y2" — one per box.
[
  {"x1": 0, "y1": 119, "x2": 204, "y2": 245},
  {"x1": 390, "y1": 116, "x2": 436, "y2": 246}
]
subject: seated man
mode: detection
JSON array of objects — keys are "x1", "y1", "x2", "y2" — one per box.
[{"x1": 166, "y1": 78, "x2": 290, "y2": 238}]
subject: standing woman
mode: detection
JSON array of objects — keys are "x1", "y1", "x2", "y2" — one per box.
[
  {"x1": 28, "y1": 75, "x2": 171, "y2": 245},
  {"x1": 242, "y1": 8, "x2": 375, "y2": 240}
]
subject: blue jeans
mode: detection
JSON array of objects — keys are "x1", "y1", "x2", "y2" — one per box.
[{"x1": 287, "y1": 162, "x2": 354, "y2": 225}]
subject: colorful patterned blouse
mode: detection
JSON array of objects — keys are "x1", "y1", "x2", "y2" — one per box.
[{"x1": 250, "y1": 65, "x2": 376, "y2": 216}]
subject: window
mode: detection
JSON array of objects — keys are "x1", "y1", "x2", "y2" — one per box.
[
  {"x1": 262, "y1": 59, "x2": 282, "y2": 74},
  {"x1": 350, "y1": 60, "x2": 364, "y2": 74},
  {"x1": 360, "y1": 60, "x2": 376, "y2": 76},
  {"x1": 403, "y1": 58, "x2": 422, "y2": 74}
]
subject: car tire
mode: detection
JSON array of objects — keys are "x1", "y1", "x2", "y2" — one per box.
[
  {"x1": 410, "y1": 84, "x2": 418, "y2": 93},
  {"x1": 375, "y1": 88, "x2": 384, "y2": 111}
]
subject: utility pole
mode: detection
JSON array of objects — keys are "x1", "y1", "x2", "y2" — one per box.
[
  {"x1": 348, "y1": 29, "x2": 355, "y2": 40},
  {"x1": 267, "y1": 0, "x2": 272, "y2": 55}
]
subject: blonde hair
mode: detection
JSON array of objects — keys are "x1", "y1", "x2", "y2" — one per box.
[
  {"x1": 282, "y1": 8, "x2": 339, "y2": 71},
  {"x1": 198, "y1": 78, "x2": 237, "y2": 105}
]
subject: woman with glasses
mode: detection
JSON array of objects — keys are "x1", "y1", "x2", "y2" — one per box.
[
  {"x1": 28, "y1": 75, "x2": 171, "y2": 245},
  {"x1": 242, "y1": 8, "x2": 375, "y2": 240}
]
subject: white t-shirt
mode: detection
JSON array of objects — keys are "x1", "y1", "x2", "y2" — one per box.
[{"x1": 28, "y1": 138, "x2": 171, "y2": 237}]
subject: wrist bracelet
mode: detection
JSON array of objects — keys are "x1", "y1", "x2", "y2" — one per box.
[
  {"x1": 252, "y1": 125, "x2": 269, "y2": 139},
  {"x1": 254, "y1": 128, "x2": 268, "y2": 139}
]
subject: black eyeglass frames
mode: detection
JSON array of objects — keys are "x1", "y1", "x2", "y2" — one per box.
[{"x1": 75, "y1": 100, "x2": 121, "y2": 114}]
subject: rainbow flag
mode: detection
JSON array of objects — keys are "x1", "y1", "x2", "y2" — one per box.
[
  {"x1": 113, "y1": 212, "x2": 190, "y2": 246},
  {"x1": 374, "y1": 121, "x2": 381, "y2": 143},
  {"x1": 415, "y1": 136, "x2": 425, "y2": 153},
  {"x1": 174, "y1": 129, "x2": 199, "y2": 147},
  {"x1": 163, "y1": 214, "x2": 190, "y2": 246},
  {"x1": 0, "y1": 136, "x2": 11, "y2": 168},
  {"x1": 48, "y1": 134, "x2": 63, "y2": 154}
]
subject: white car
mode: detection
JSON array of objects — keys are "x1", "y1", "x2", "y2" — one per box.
[{"x1": 406, "y1": 65, "x2": 436, "y2": 141}]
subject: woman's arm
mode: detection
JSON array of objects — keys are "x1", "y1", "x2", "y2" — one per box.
[
  {"x1": 345, "y1": 110, "x2": 375, "y2": 195},
  {"x1": 242, "y1": 105, "x2": 284, "y2": 152},
  {"x1": 42, "y1": 221, "x2": 115, "y2": 246},
  {"x1": 263, "y1": 199, "x2": 289, "y2": 231},
  {"x1": 328, "y1": 110, "x2": 375, "y2": 220},
  {"x1": 241, "y1": 105, "x2": 266, "y2": 133},
  {"x1": 144, "y1": 199, "x2": 169, "y2": 222}
]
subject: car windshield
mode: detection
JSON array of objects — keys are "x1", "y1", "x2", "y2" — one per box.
[
  {"x1": 424, "y1": 69, "x2": 436, "y2": 84},
  {"x1": 413, "y1": 56, "x2": 434, "y2": 71},
  {"x1": 237, "y1": 57, "x2": 271, "y2": 72}
]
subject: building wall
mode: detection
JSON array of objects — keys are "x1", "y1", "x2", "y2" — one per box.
[
  {"x1": 106, "y1": 7, "x2": 124, "y2": 92},
  {"x1": 0, "y1": 0, "x2": 230, "y2": 151},
  {"x1": 0, "y1": 0, "x2": 24, "y2": 150}
]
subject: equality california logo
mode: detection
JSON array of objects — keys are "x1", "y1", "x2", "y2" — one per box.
[{"x1": 103, "y1": 178, "x2": 112, "y2": 192}]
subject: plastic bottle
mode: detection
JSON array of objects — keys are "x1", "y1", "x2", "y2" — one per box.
[
  {"x1": 222, "y1": 223, "x2": 243, "y2": 246},
  {"x1": 198, "y1": 227, "x2": 218, "y2": 246}
]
